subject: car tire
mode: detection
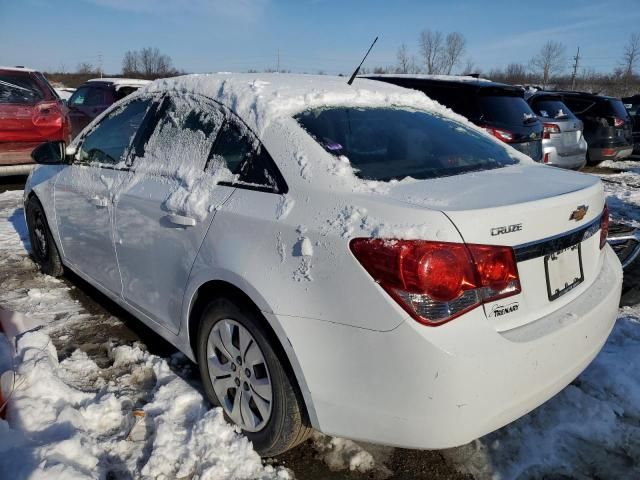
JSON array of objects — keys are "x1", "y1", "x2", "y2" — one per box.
[
  {"x1": 25, "y1": 196, "x2": 64, "y2": 277},
  {"x1": 196, "y1": 296, "x2": 312, "y2": 457}
]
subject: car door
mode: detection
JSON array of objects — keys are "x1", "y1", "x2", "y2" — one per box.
[
  {"x1": 54, "y1": 96, "x2": 155, "y2": 295},
  {"x1": 114, "y1": 93, "x2": 236, "y2": 333},
  {"x1": 67, "y1": 85, "x2": 110, "y2": 138}
]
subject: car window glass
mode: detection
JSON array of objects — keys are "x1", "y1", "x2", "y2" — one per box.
[
  {"x1": 208, "y1": 119, "x2": 282, "y2": 192},
  {"x1": 77, "y1": 98, "x2": 152, "y2": 166},
  {"x1": 136, "y1": 94, "x2": 223, "y2": 176},
  {"x1": 0, "y1": 73, "x2": 44, "y2": 104},
  {"x1": 531, "y1": 99, "x2": 575, "y2": 120},
  {"x1": 562, "y1": 98, "x2": 594, "y2": 115},
  {"x1": 68, "y1": 87, "x2": 90, "y2": 106},
  {"x1": 295, "y1": 107, "x2": 518, "y2": 181},
  {"x1": 477, "y1": 95, "x2": 538, "y2": 125}
]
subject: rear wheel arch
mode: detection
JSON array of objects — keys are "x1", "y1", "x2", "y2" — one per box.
[{"x1": 186, "y1": 279, "x2": 318, "y2": 427}]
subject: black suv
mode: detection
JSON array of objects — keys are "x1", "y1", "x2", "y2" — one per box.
[
  {"x1": 622, "y1": 95, "x2": 640, "y2": 154},
  {"x1": 363, "y1": 75, "x2": 543, "y2": 161},
  {"x1": 555, "y1": 91, "x2": 633, "y2": 165}
]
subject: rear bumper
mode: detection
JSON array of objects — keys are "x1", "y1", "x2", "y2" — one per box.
[
  {"x1": 0, "y1": 142, "x2": 39, "y2": 176},
  {"x1": 589, "y1": 145, "x2": 634, "y2": 161},
  {"x1": 543, "y1": 145, "x2": 586, "y2": 170},
  {"x1": 278, "y1": 247, "x2": 622, "y2": 449}
]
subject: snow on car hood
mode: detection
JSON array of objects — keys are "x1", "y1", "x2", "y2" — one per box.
[{"x1": 385, "y1": 163, "x2": 600, "y2": 211}]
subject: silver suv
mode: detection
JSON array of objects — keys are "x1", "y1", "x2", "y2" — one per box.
[{"x1": 526, "y1": 92, "x2": 587, "y2": 170}]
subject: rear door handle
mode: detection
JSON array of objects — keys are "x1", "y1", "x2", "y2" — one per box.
[
  {"x1": 164, "y1": 213, "x2": 197, "y2": 227},
  {"x1": 89, "y1": 196, "x2": 108, "y2": 208}
]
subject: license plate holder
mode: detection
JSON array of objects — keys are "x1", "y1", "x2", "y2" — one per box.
[{"x1": 544, "y1": 243, "x2": 584, "y2": 301}]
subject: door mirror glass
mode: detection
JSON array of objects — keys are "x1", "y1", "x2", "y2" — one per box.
[{"x1": 31, "y1": 141, "x2": 66, "y2": 165}]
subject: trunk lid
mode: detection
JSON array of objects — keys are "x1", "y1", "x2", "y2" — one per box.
[{"x1": 388, "y1": 164, "x2": 605, "y2": 331}]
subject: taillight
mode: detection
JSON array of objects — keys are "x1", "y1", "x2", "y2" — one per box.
[
  {"x1": 483, "y1": 126, "x2": 515, "y2": 143},
  {"x1": 600, "y1": 204, "x2": 609, "y2": 249},
  {"x1": 613, "y1": 117, "x2": 625, "y2": 128},
  {"x1": 542, "y1": 123, "x2": 561, "y2": 139},
  {"x1": 32, "y1": 100, "x2": 63, "y2": 128},
  {"x1": 350, "y1": 239, "x2": 521, "y2": 326},
  {"x1": 543, "y1": 152, "x2": 550, "y2": 164}
]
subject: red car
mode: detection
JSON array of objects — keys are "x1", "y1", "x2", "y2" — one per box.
[{"x1": 0, "y1": 66, "x2": 70, "y2": 176}]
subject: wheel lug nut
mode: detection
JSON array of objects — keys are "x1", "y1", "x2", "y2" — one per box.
[
  {"x1": 245, "y1": 368, "x2": 251, "y2": 378},
  {"x1": 235, "y1": 378, "x2": 241, "y2": 387}
]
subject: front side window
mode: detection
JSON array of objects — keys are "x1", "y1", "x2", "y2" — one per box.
[
  {"x1": 77, "y1": 98, "x2": 152, "y2": 166},
  {"x1": 295, "y1": 107, "x2": 518, "y2": 181}
]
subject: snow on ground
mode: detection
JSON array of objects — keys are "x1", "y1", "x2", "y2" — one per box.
[
  {"x1": 0, "y1": 156, "x2": 639, "y2": 479},
  {"x1": 0, "y1": 191, "x2": 291, "y2": 479}
]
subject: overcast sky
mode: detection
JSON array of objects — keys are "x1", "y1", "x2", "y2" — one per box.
[{"x1": 1, "y1": 0, "x2": 639, "y2": 75}]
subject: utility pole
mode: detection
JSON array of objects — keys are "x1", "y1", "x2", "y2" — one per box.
[
  {"x1": 570, "y1": 46, "x2": 580, "y2": 90},
  {"x1": 277, "y1": 49, "x2": 280, "y2": 73},
  {"x1": 98, "y1": 52, "x2": 103, "y2": 78}
]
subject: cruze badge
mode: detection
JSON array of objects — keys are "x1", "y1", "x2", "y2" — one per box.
[
  {"x1": 569, "y1": 205, "x2": 588, "y2": 221},
  {"x1": 491, "y1": 223, "x2": 522, "y2": 236}
]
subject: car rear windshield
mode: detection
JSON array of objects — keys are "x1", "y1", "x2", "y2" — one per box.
[
  {"x1": 606, "y1": 99, "x2": 632, "y2": 119},
  {"x1": 0, "y1": 72, "x2": 44, "y2": 104},
  {"x1": 294, "y1": 107, "x2": 518, "y2": 181},
  {"x1": 477, "y1": 95, "x2": 538, "y2": 125},
  {"x1": 530, "y1": 99, "x2": 576, "y2": 120}
]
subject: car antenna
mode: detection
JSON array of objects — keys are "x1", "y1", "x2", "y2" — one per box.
[{"x1": 347, "y1": 36, "x2": 378, "y2": 86}]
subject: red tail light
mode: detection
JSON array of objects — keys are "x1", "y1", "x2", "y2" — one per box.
[
  {"x1": 613, "y1": 117, "x2": 625, "y2": 128},
  {"x1": 482, "y1": 126, "x2": 515, "y2": 143},
  {"x1": 600, "y1": 204, "x2": 609, "y2": 249},
  {"x1": 542, "y1": 123, "x2": 561, "y2": 139},
  {"x1": 32, "y1": 100, "x2": 63, "y2": 129},
  {"x1": 350, "y1": 239, "x2": 521, "y2": 326},
  {"x1": 543, "y1": 152, "x2": 550, "y2": 163}
]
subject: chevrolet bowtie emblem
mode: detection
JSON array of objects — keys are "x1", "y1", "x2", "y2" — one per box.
[{"x1": 569, "y1": 205, "x2": 588, "y2": 221}]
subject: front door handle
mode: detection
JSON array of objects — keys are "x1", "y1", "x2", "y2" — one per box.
[
  {"x1": 164, "y1": 213, "x2": 197, "y2": 227},
  {"x1": 89, "y1": 196, "x2": 108, "y2": 208}
]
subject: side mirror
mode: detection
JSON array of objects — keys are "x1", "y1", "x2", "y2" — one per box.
[{"x1": 31, "y1": 141, "x2": 66, "y2": 165}]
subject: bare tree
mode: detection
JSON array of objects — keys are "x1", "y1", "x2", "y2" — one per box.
[
  {"x1": 504, "y1": 63, "x2": 528, "y2": 85},
  {"x1": 121, "y1": 47, "x2": 175, "y2": 78},
  {"x1": 122, "y1": 50, "x2": 139, "y2": 76},
  {"x1": 620, "y1": 33, "x2": 640, "y2": 81},
  {"x1": 530, "y1": 40, "x2": 566, "y2": 88},
  {"x1": 76, "y1": 62, "x2": 95, "y2": 74},
  {"x1": 461, "y1": 58, "x2": 478, "y2": 75},
  {"x1": 442, "y1": 32, "x2": 466, "y2": 75},
  {"x1": 396, "y1": 44, "x2": 411, "y2": 74},
  {"x1": 419, "y1": 30, "x2": 444, "y2": 74}
]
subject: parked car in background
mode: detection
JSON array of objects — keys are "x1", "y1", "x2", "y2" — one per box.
[
  {"x1": 0, "y1": 66, "x2": 70, "y2": 176},
  {"x1": 556, "y1": 92, "x2": 633, "y2": 165},
  {"x1": 66, "y1": 78, "x2": 150, "y2": 138},
  {"x1": 364, "y1": 74, "x2": 544, "y2": 161},
  {"x1": 54, "y1": 86, "x2": 76, "y2": 101},
  {"x1": 24, "y1": 74, "x2": 621, "y2": 456},
  {"x1": 525, "y1": 92, "x2": 587, "y2": 170},
  {"x1": 622, "y1": 95, "x2": 640, "y2": 154}
]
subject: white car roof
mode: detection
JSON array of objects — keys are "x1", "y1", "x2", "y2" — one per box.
[
  {"x1": 363, "y1": 73, "x2": 493, "y2": 83},
  {"x1": 0, "y1": 65, "x2": 37, "y2": 73},
  {"x1": 141, "y1": 73, "x2": 467, "y2": 134},
  {"x1": 87, "y1": 77, "x2": 151, "y2": 85}
]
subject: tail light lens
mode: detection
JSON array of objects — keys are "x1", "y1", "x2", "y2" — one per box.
[
  {"x1": 542, "y1": 123, "x2": 561, "y2": 139},
  {"x1": 600, "y1": 204, "x2": 609, "y2": 249},
  {"x1": 482, "y1": 126, "x2": 515, "y2": 143},
  {"x1": 543, "y1": 152, "x2": 550, "y2": 164},
  {"x1": 613, "y1": 117, "x2": 625, "y2": 128},
  {"x1": 32, "y1": 100, "x2": 63, "y2": 129},
  {"x1": 350, "y1": 239, "x2": 521, "y2": 326}
]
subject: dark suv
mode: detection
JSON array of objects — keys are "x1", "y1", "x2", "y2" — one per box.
[
  {"x1": 622, "y1": 95, "x2": 640, "y2": 154},
  {"x1": 66, "y1": 78, "x2": 150, "y2": 138},
  {"x1": 556, "y1": 92, "x2": 633, "y2": 165},
  {"x1": 363, "y1": 75, "x2": 543, "y2": 161}
]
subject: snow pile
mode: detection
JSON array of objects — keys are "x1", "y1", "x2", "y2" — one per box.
[
  {"x1": 597, "y1": 160, "x2": 640, "y2": 227},
  {"x1": 311, "y1": 432, "x2": 376, "y2": 473},
  {"x1": 0, "y1": 329, "x2": 290, "y2": 480}
]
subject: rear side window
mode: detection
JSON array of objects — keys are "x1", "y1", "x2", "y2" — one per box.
[
  {"x1": 530, "y1": 99, "x2": 576, "y2": 120},
  {"x1": 209, "y1": 119, "x2": 285, "y2": 193},
  {"x1": 477, "y1": 95, "x2": 538, "y2": 125},
  {"x1": 295, "y1": 107, "x2": 518, "y2": 181},
  {"x1": 77, "y1": 98, "x2": 152, "y2": 166},
  {"x1": 0, "y1": 72, "x2": 44, "y2": 104}
]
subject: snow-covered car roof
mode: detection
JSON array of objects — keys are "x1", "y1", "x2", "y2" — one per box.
[
  {"x1": 362, "y1": 73, "x2": 494, "y2": 84},
  {"x1": 141, "y1": 73, "x2": 470, "y2": 135}
]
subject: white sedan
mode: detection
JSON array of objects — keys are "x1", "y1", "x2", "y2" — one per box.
[{"x1": 24, "y1": 74, "x2": 622, "y2": 456}]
